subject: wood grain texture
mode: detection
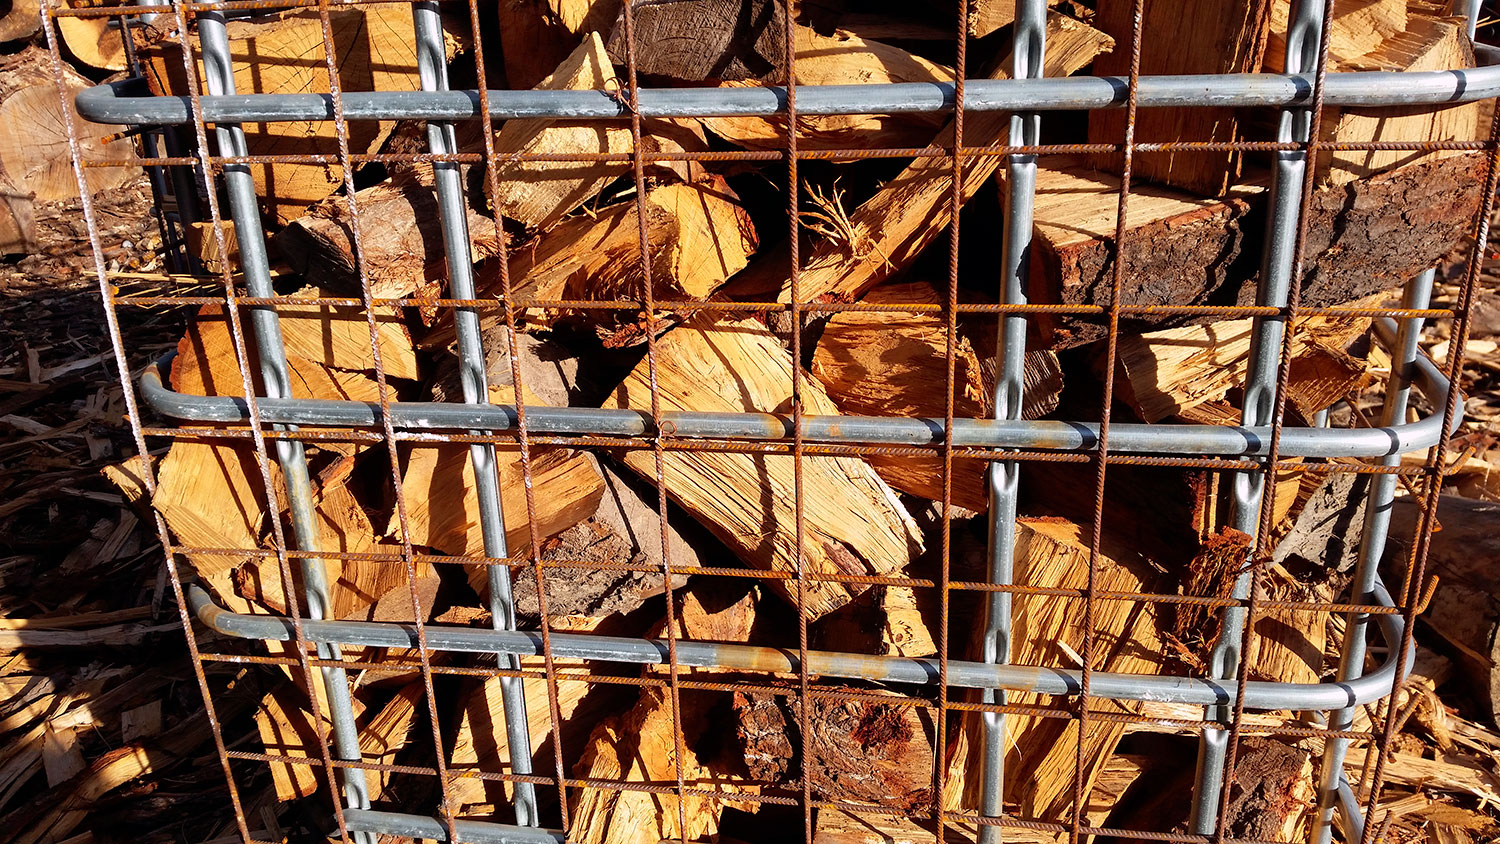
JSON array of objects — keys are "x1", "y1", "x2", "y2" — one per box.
[
  {"x1": 1089, "y1": 0, "x2": 1272, "y2": 195},
  {"x1": 604, "y1": 315, "x2": 923, "y2": 619},
  {"x1": 726, "y1": 13, "x2": 1112, "y2": 304},
  {"x1": 701, "y1": 25, "x2": 952, "y2": 151},
  {"x1": 140, "y1": 6, "x2": 463, "y2": 223},
  {"x1": 604, "y1": 0, "x2": 785, "y2": 82}
]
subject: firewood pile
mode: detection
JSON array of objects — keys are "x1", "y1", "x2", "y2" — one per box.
[{"x1": 3, "y1": 0, "x2": 1500, "y2": 841}]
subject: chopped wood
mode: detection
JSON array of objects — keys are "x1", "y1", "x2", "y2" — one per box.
[
  {"x1": 1090, "y1": 0, "x2": 1272, "y2": 195},
  {"x1": 570, "y1": 686, "x2": 756, "y2": 844},
  {"x1": 811, "y1": 280, "x2": 1063, "y2": 512},
  {"x1": 495, "y1": 176, "x2": 757, "y2": 341},
  {"x1": 0, "y1": 47, "x2": 139, "y2": 207},
  {"x1": 485, "y1": 33, "x2": 632, "y2": 230},
  {"x1": 0, "y1": 0, "x2": 40, "y2": 43},
  {"x1": 725, "y1": 13, "x2": 1113, "y2": 303},
  {"x1": 139, "y1": 6, "x2": 464, "y2": 223},
  {"x1": 734, "y1": 687, "x2": 933, "y2": 809},
  {"x1": 181, "y1": 295, "x2": 418, "y2": 382},
  {"x1": 1267, "y1": 0, "x2": 1480, "y2": 186},
  {"x1": 700, "y1": 26, "x2": 952, "y2": 151},
  {"x1": 943, "y1": 517, "x2": 1164, "y2": 823},
  {"x1": 276, "y1": 169, "x2": 505, "y2": 303},
  {"x1": 603, "y1": 315, "x2": 923, "y2": 619},
  {"x1": 1116, "y1": 309, "x2": 1371, "y2": 423},
  {"x1": 604, "y1": 0, "x2": 785, "y2": 82},
  {"x1": 57, "y1": 14, "x2": 127, "y2": 72}
]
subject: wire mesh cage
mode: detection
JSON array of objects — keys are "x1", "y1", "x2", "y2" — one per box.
[{"x1": 44, "y1": 0, "x2": 1500, "y2": 841}]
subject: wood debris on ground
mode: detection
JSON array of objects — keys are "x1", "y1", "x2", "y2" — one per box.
[{"x1": 3, "y1": 1, "x2": 1500, "y2": 842}]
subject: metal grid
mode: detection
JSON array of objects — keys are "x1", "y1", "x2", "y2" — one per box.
[{"x1": 44, "y1": 0, "x2": 1500, "y2": 841}]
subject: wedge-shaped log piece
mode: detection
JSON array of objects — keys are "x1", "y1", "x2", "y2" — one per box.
[
  {"x1": 502, "y1": 177, "x2": 757, "y2": 335},
  {"x1": 943, "y1": 517, "x2": 1165, "y2": 824},
  {"x1": 811, "y1": 280, "x2": 1063, "y2": 512},
  {"x1": 727, "y1": 13, "x2": 1112, "y2": 303},
  {"x1": 1089, "y1": 0, "x2": 1272, "y2": 195},
  {"x1": 139, "y1": 6, "x2": 464, "y2": 223},
  {"x1": 701, "y1": 26, "x2": 952, "y2": 151},
  {"x1": 1267, "y1": 0, "x2": 1480, "y2": 186},
  {"x1": 487, "y1": 32, "x2": 631, "y2": 229},
  {"x1": 257, "y1": 679, "x2": 421, "y2": 802},
  {"x1": 1116, "y1": 310, "x2": 1372, "y2": 423},
  {"x1": 604, "y1": 315, "x2": 923, "y2": 618},
  {"x1": 570, "y1": 686, "x2": 757, "y2": 844}
]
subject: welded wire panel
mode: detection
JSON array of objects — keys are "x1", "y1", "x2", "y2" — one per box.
[{"x1": 44, "y1": 0, "x2": 1500, "y2": 842}]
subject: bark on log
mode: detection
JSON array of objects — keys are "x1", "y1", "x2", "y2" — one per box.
[
  {"x1": 603, "y1": 315, "x2": 924, "y2": 619},
  {"x1": 0, "y1": 0, "x2": 40, "y2": 43}
]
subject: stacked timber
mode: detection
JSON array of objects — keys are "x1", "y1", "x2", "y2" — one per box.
[{"x1": 58, "y1": 0, "x2": 1493, "y2": 841}]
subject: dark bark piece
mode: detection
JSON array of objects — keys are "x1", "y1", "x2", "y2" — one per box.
[
  {"x1": 1387, "y1": 495, "x2": 1500, "y2": 728},
  {"x1": 1027, "y1": 152, "x2": 1487, "y2": 347},
  {"x1": 1089, "y1": 0, "x2": 1272, "y2": 195},
  {"x1": 605, "y1": 0, "x2": 786, "y2": 82},
  {"x1": 732, "y1": 688, "x2": 933, "y2": 810}
]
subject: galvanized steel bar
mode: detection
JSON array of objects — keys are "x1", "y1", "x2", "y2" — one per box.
[
  {"x1": 193, "y1": 8, "x2": 373, "y2": 828},
  {"x1": 74, "y1": 64, "x2": 1500, "y2": 127},
  {"x1": 409, "y1": 0, "x2": 539, "y2": 826},
  {"x1": 136, "y1": 317, "x2": 1460, "y2": 459},
  {"x1": 1309, "y1": 269, "x2": 1436, "y2": 844},
  {"x1": 978, "y1": 0, "x2": 1047, "y2": 835},
  {"x1": 1191, "y1": 0, "x2": 1326, "y2": 833}
]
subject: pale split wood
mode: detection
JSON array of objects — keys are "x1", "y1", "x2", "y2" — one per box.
[
  {"x1": 139, "y1": 5, "x2": 464, "y2": 223},
  {"x1": 701, "y1": 25, "x2": 952, "y2": 151},
  {"x1": 968, "y1": 0, "x2": 1063, "y2": 38},
  {"x1": 604, "y1": 314, "x2": 923, "y2": 619},
  {"x1": 58, "y1": 14, "x2": 127, "y2": 71},
  {"x1": 487, "y1": 32, "x2": 633, "y2": 230},
  {"x1": 943, "y1": 518, "x2": 1164, "y2": 823},
  {"x1": 811, "y1": 280, "x2": 1064, "y2": 512},
  {"x1": 570, "y1": 686, "x2": 758, "y2": 844},
  {"x1": 726, "y1": 12, "x2": 1112, "y2": 303}
]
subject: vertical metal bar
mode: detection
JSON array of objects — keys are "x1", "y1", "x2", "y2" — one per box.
[
  {"x1": 1190, "y1": 0, "x2": 1325, "y2": 833},
  {"x1": 193, "y1": 8, "x2": 373, "y2": 833},
  {"x1": 1309, "y1": 268, "x2": 1434, "y2": 844},
  {"x1": 410, "y1": 0, "x2": 540, "y2": 826},
  {"x1": 978, "y1": 1, "x2": 1046, "y2": 838}
]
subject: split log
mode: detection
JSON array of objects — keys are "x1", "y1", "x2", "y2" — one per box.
[
  {"x1": 1116, "y1": 309, "x2": 1372, "y2": 423},
  {"x1": 0, "y1": 47, "x2": 139, "y2": 207},
  {"x1": 813, "y1": 753, "x2": 1145, "y2": 843},
  {"x1": 1388, "y1": 495, "x2": 1500, "y2": 728},
  {"x1": 275, "y1": 169, "x2": 505, "y2": 303},
  {"x1": 700, "y1": 26, "x2": 952, "y2": 151},
  {"x1": 549, "y1": 0, "x2": 619, "y2": 38},
  {"x1": 603, "y1": 315, "x2": 924, "y2": 619},
  {"x1": 495, "y1": 0, "x2": 586, "y2": 90},
  {"x1": 1089, "y1": 0, "x2": 1272, "y2": 195},
  {"x1": 943, "y1": 517, "x2": 1165, "y2": 824},
  {"x1": 1024, "y1": 153, "x2": 1487, "y2": 346},
  {"x1": 725, "y1": 12, "x2": 1113, "y2": 303},
  {"x1": 1267, "y1": 0, "x2": 1480, "y2": 186},
  {"x1": 810, "y1": 280, "x2": 1064, "y2": 512},
  {"x1": 570, "y1": 685, "x2": 757, "y2": 844},
  {"x1": 493, "y1": 176, "x2": 757, "y2": 342},
  {"x1": 58, "y1": 13, "x2": 127, "y2": 71},
  {"x1": 139, "y1": 6, "x2": 464, "y2": 223},
  {"x1": 734, "y1": 687, "x2": 934, "y2": 809},
  {"x1": 603, "y1": 0, "x2": 785, "y2": 82},
  {"x1": 817, "y1": 582, "x2": 937, "y2": 658},
  {"x1": 0, "y1": 0, "x2": 40, "y2": 43},
  {"x1": 484, "y1": 33, "x2": 631, "y2": 230},
  {"x1": 449, "y1": 658, "x2": 627, "y2": 812},
  {"x1": 967, "y1": 0, "x2": 1061, "y2": 38},
  {"x1": 257, "y1": 679, "x2": 421, "y2": 802}
]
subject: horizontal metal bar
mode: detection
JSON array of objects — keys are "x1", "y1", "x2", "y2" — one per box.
[
  {"x1": 77, "y1": 61, "x2": 1500, "y2": 127},
  {"x1": 188, "y1": 581, "x2": 1410, "y2": 711},
  {"x1": 343, "y1": 809, "x2": 564, "y2": 844},
  {"x1": 139, "y1": 320, "x2": 1461, "y2": 459}
]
